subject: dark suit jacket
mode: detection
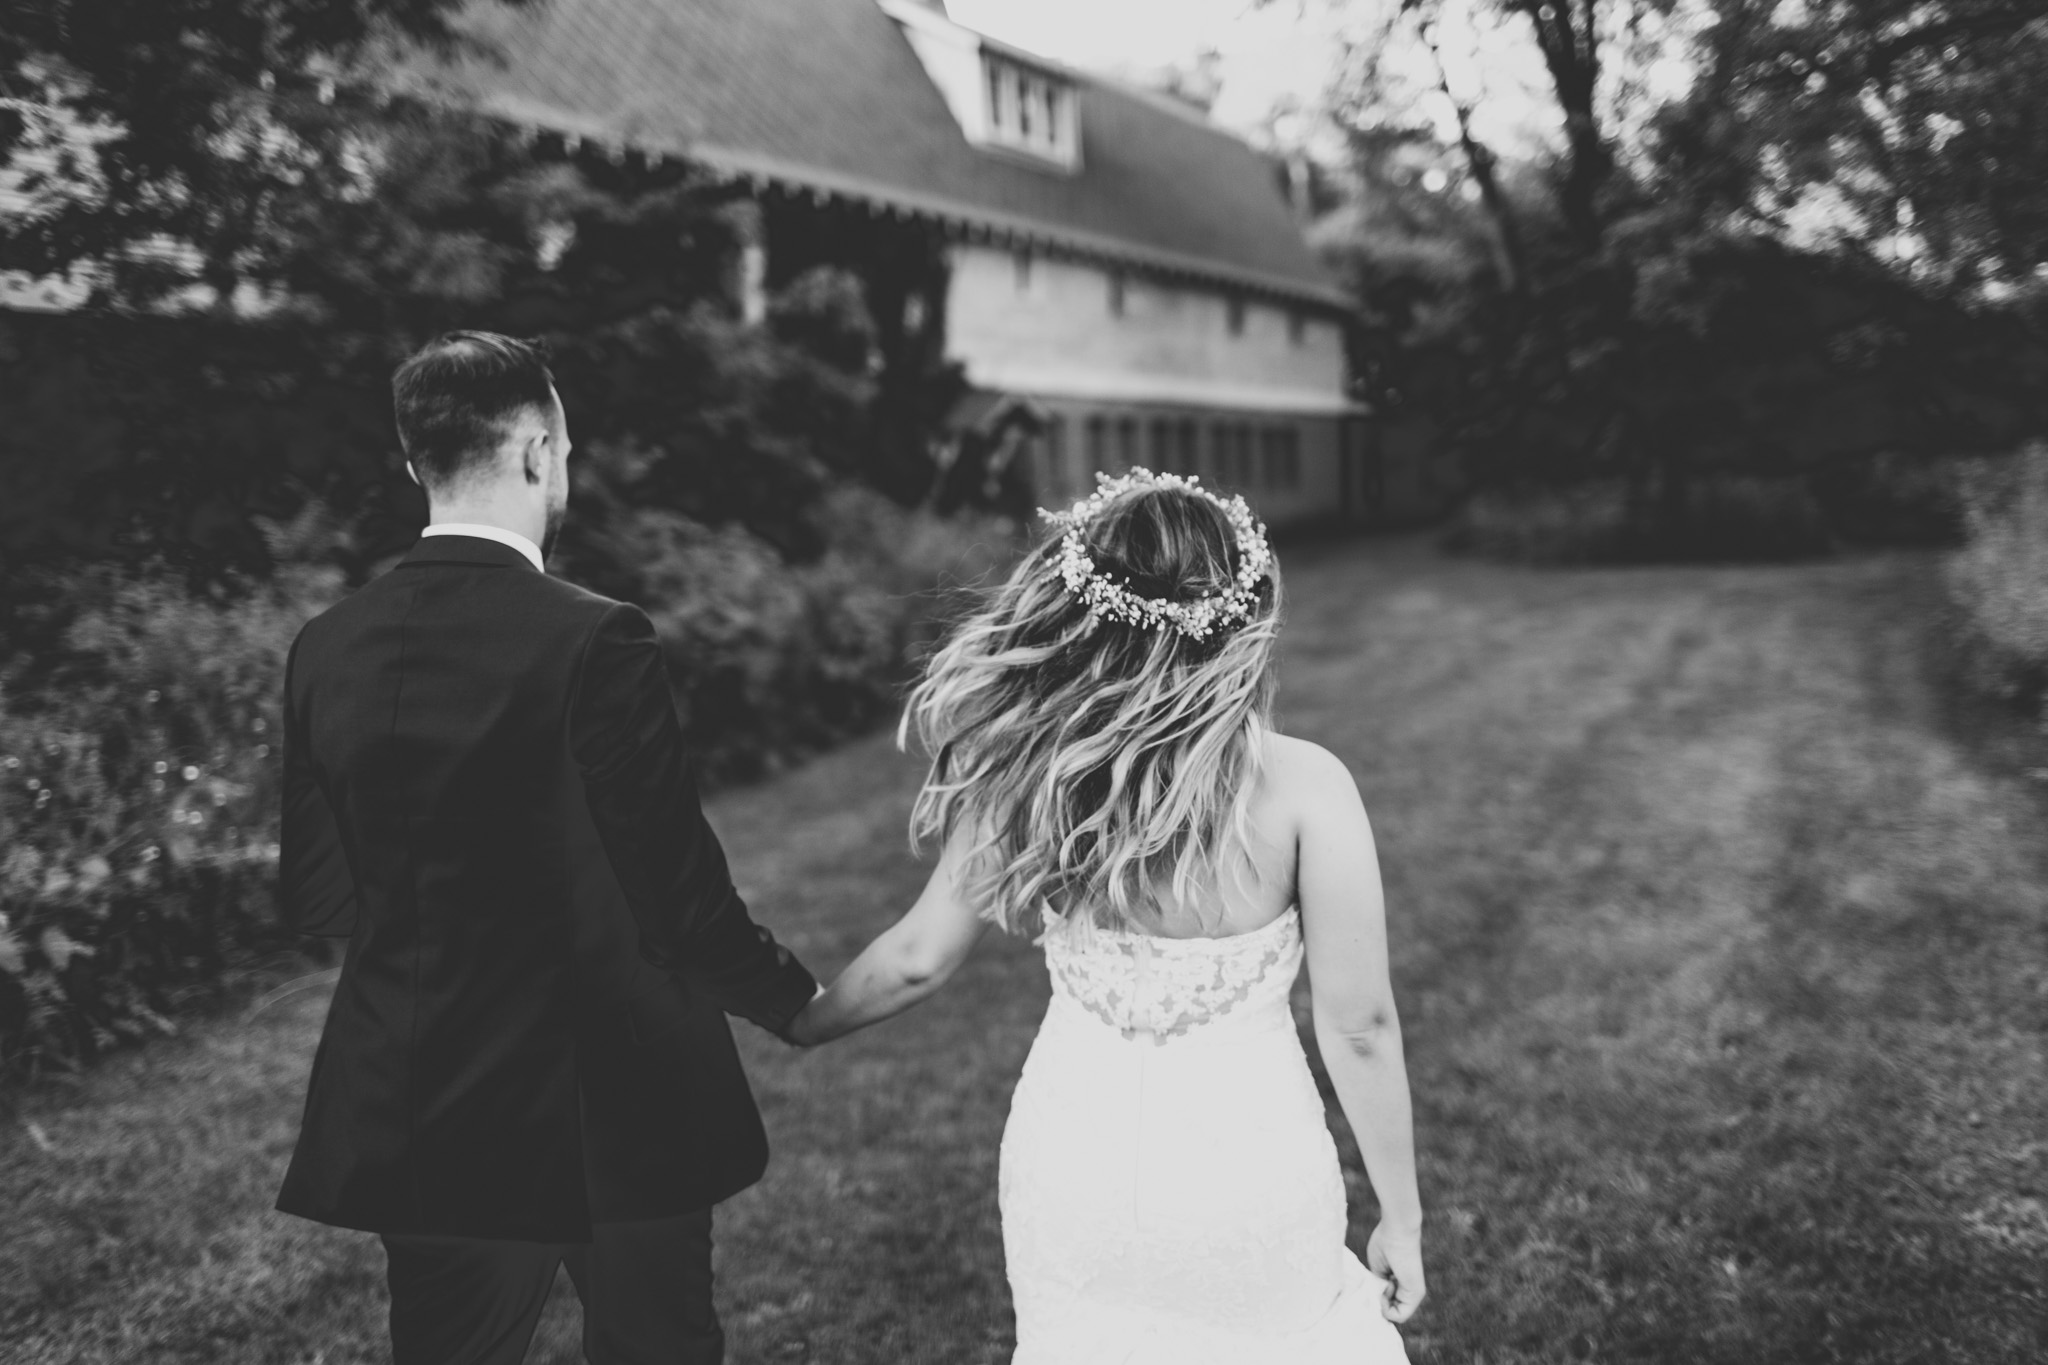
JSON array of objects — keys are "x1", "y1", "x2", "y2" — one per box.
[{"x1": 275, "y1": 534, "x2": 817, "y2": 1242}]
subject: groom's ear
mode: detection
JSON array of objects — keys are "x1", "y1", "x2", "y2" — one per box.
[{"x1": 519, "y1": 421, "x2": 548, "y2": 487}]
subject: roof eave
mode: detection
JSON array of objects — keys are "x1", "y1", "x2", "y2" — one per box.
[
  {"x1": 709, "y1": 142, "x2": 1354, "y2": 309},
  {"x1": 461, "y1": 87, "x2": 1354, "y2": 312}
]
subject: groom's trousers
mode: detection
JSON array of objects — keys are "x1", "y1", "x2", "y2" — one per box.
[{"x1": 382, "y1": 1208, "x2": 722, "y2": 1365}]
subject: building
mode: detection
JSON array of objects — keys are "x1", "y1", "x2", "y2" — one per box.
[{"x1": 447, "y1": 0, "x2": 1379, "y2": 526}]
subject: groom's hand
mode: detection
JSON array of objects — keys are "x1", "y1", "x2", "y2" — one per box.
[
  {"x1": 780, "y1": 983, "x2": 829, "y2": 1049},
  {"x1": 1366, "y1": 1219, "x2": 1426, "y2": 1324}
]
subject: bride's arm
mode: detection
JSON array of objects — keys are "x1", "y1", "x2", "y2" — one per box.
[
  {"x1": 786, "y1": 831, "x2": 988, "y2": 1046},
  {"x1": 1291, "y1": 740, "x2": 1426, "y2": 1325}
]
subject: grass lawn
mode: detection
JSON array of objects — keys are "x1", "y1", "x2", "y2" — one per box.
[{"x1": 2, "y1": 540, "x2": 2044, "y2": 1364}]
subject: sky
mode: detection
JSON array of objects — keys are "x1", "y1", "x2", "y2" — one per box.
[
  {"x1": 945, "y1": 0, "x2": 1568, "y2": 158},
  {"x1": 947, "y1": 0, "x2": 1351, "y2": 137}
]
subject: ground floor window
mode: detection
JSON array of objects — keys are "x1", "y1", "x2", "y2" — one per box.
[
  {"x1": 1211, "y1": 421, "x2": 1255, "y2": 489},
  {"x1": 1149, "y1": 417, "x2": 1173, "y2": 473},
  {"x1": 1261, "y1": 425, "x2": 1301, "y2": 491},
  {"x1": 1050, "y1": 406, "x2": 1313, "y2": 501}
]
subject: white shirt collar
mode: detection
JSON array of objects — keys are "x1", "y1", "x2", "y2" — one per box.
[{"x1": 420, "y1": 522, "x2": 546, "y2": 573}]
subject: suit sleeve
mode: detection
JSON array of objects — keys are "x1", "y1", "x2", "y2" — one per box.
[
  {"x1": 279, "y1": 628, "x2": 359, "y2": 939},
  {"x1": 570, "y1": 602, "x2": 818, "y2": 1035}
]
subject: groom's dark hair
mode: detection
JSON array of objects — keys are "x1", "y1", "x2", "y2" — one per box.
[{"x1": 392, "y1": 331, "x2": 557, "y2": 488}]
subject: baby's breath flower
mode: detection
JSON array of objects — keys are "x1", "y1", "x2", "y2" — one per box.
[
  {"x1": 153, "y1": 760, "x2": 169, "y2": 775},
  {"x1": 1041, "y1": 468, "x2": 1274, "y2": 642},
  {"x1": 181, "y1": 765, "x2": 200, "y2": 781}
]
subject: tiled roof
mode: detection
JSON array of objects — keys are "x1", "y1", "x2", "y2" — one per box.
[{"x1": 439, "y1": 0, "x2": 1346, "y2": 306}]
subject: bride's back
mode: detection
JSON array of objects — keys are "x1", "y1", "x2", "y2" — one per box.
[{"x1": 1134, "y1": 731, "x2": 1316, "y2": 941}]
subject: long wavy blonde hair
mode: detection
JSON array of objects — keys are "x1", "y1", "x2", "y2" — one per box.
[{"x1": 900, "y1": 481, "x2": 1283, "y2": 935}]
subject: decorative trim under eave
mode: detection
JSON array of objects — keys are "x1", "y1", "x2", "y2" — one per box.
[{"x1": 467, "y1": 91, "x2": 1354, "y2": 313}]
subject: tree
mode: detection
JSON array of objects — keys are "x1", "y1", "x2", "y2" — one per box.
[
  {"x1": 0, "y1": 0, "x2": 532, "y2": 309},
  {"x1": 1647, "y1": 1, "x2": 2048, "y2": 292},
  {"x1": 1297, "y1": 0, "x2": 1670, "y2": 253}
]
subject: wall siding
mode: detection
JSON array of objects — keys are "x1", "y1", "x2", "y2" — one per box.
[{"x1": 945, "y1": 244, "x2": 1348, "y2": 412}]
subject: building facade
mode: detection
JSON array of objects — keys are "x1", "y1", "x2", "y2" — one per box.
[{"x1": 454, "y1": 0, "x2": 1378, "y2": 526}]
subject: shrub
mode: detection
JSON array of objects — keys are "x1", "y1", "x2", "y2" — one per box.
[
  {"x1": 1442, "y1": 481, "x2": 1635, "y2": 565},
  {"x1": 0, "y1": 566, "x2": 342, "y2": 1080},
  {"x1": 1444, "y1": 474, "x2": 1835, "y2": 565},
  {"x1": 1945, "y1": 444, "x2": 2048, "y2": 722},
  {"x1": 567, "y1": 482, "x2": 1015, "y2": 783}
]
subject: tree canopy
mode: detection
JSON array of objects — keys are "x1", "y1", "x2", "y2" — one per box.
[{"x1": 0, "y1": 0, "x2": 533, "y2": 308}]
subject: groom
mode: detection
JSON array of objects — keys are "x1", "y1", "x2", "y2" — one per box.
[{"x1": 275, "y1": 332, "x2": 818, "y2": 1364}]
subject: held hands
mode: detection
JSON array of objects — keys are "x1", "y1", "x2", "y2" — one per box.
[
  {"x1": 1366, "y1": 1219, "x2": 1426, "y2": 1325},
  {"x1": 782, "y1": 984, "x2": 831, "y2": 1048}
]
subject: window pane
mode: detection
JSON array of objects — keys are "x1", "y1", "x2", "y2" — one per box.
[{"x1": 1087, "y1": 415, "x2": 1106, "y2": 472}]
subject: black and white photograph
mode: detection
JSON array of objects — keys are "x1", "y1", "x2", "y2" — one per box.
[{"x1": 1, "y1": 0, "x2": 2044, "y2": 1361}]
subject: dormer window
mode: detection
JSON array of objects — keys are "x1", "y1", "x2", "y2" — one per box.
[{"x1": 981, "y1": 53, "x2": 1079, "y2": 169}]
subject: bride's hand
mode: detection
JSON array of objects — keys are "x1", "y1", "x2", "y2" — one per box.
[{"x1": 1366, "y1": 1220, "x2": 1425, "y2": 1324}]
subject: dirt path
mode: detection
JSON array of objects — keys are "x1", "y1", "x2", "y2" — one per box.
[{"x1": 2, "y1": 542, "x2": 2041, "y2": 1364}]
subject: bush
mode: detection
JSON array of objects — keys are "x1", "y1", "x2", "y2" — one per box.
[
  {"x1": 1444, "y1": 474, "x2": 1835, "y2": 565},
  {"x1": 1945, "y1": 444, "x2": 2048, "y2": 722},
  {"x1": 566, "y1": 480, "x2": 1015, "y2": 783},
  {"x1": 0, "y1": 566, "x2": 342, "y2": 1080}
]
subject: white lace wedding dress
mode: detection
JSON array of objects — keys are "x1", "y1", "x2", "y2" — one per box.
[{"x1": 999, "y1": 905, "x2": 1411, "y2": 1364}]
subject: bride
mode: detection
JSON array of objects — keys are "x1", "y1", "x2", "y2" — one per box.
[{"x1": 789, "y1": 469, "x2": 1424, "y2": 1361}]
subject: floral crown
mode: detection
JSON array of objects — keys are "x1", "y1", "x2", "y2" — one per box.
[{"x1": 1041, "y1": 468, "x2": 1275, "y2": 642}]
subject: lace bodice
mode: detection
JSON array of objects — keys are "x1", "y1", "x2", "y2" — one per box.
[{"x1": 1039, "y1": 907, "x2": 1302, "y2": 1044}]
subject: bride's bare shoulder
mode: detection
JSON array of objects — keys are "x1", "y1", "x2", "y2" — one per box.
[
  {"x1": 1261, "y1": 731, "x2": 1353, "y2": 784},
  {"x1": 1257, "y1": 732, "x2": 1364, "y2": 815}
]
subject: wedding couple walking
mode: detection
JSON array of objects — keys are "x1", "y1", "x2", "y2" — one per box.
[{"x1": 277, "y1": 331, "x2": 1425, "y2": 1363}]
